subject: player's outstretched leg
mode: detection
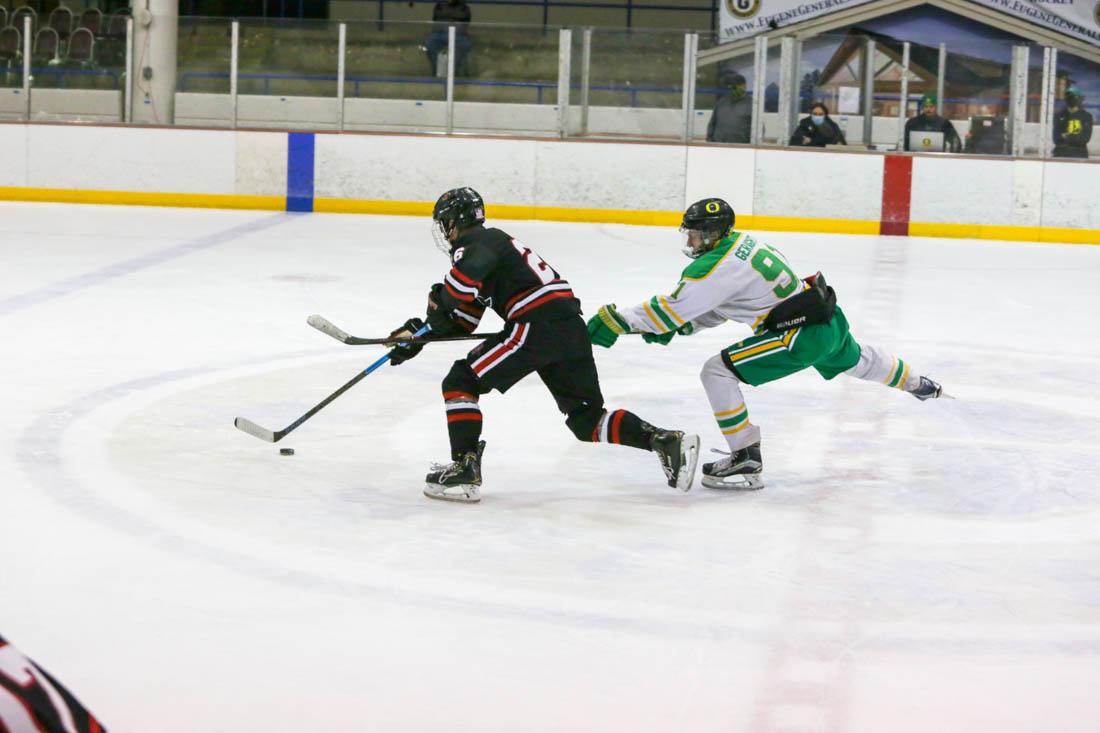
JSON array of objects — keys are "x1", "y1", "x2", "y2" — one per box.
[
  {"x1": 842, "y1": 344, "x2": 945, "y2": 400},
  {"x1": 699, "y1": 354, "x2": 764, "y2": 490},
  {"x1": 566, "y1": 405, "x2": 700, "y2": 491}
]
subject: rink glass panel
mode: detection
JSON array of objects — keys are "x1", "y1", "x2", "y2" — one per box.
[
  {"x1": 236, "y1": 18, "x2": 341, "y2": 98},
  {"x1": 343, "y1": 20, "x2": 445, "y2": 104}
]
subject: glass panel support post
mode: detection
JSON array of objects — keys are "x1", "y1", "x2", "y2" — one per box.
[
  {"x1": 446, "y1": 25, "x2": 455, "y2": 134},
  {"x1": 1038, "y1": 46, "x2": 1057, "y2": 159},
  {"x1": 896, "y1": 41, "x2": 910, "y2": 151},
  {"x1": 557, "y1": 28, "x2": 572, "y2": 138},
  {"x1": 337, "y1": 23, "x2": 346, "y2": 131},
  {"x1": 124, "y1": 17, "x2": 133, "y2": 122},
  {"x1": 936, "y1": 42, "x2": 946, "y2": 116},
  {"x1": 230, "y1": 20, "x2": 239, "y2": 128},
  {"x1": 22, "y1": 14, "x2": 30, "y2": 120},
  {"x1": 1008, "y1": 44, "x2": 1030, "y2": 157},
  {"x1": 681, "y1": 32, "x2": 698, "y2": 143},
  {"x1": 580, "y1": 28, "x2": 592, "y2": 137},
  {"x1": 861, "y1": 36, "x2": 874, "y2": 147},
  {"x1": 777, "y1": 36, "x2": 800, "y2": 145},
  {"x1": 750, "y1": 34, "x2": 767, "y2": 145}
]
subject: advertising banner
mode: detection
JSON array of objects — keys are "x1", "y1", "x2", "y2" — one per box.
[{"x1": 719, "y1": 0, "x2": 1100, "y2": 45}]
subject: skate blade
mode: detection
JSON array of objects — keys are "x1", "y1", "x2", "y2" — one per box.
[
  {"x1": 701, "y1": 473, "x2": 764, "y2": 491},
  {"x1": 424, "y1": 484, "x2": 481, "y2": 503},
  {"x1": 674, "y1": 434, "x2": 701, "y2": 492}
]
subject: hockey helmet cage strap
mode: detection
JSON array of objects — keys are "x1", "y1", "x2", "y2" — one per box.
[
  {"x1": 433, "y1": 187, "x2": 486, "y2": 230},
  {"x1": 680, "y1": 197, "x2": 735, "y2": 258}
]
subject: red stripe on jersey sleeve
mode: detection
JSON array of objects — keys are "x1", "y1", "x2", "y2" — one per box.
[
  {"x1": 444, "y1": 282, "x2": 475, "y2": 302},
  {"x1": 449, "y1": 267, "x2": 481, "y2": 288}
]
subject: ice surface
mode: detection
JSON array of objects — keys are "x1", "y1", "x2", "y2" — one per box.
[{"x1": 1, "y1": 202, "x2": 1098, "y2": 732}]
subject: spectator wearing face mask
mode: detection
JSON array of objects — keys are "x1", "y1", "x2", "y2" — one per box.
[
  {"x1": 789, "y1": 102, "x2": 847, "y2": 147},
  {"x1": 706, "y1": 72, "x2": 752, "y2": 144}
]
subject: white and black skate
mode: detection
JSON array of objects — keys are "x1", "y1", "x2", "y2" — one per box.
[
  {"x1": 908, "y1": 375, "x2": 952, "y2": 401},
  {"x1": 424, "y1": 441, "x2": 485, "y2": 504},
  {"x1": 701, "y1": 442, "x2": 764, "y2": 490},
  {"x1": 649, "y1": 429, "x2": 700, "y2": 492}
]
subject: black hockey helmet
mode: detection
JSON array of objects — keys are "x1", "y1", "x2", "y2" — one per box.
[
  {"x1": 432, "y1": 187, "x2": 485, "y2": 254},
  {"x1": 680, "y1": 197, "x2": 735, "y2": 258}
]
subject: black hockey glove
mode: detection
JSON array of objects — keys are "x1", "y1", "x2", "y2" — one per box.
[
  {"x1": 425, "y1": 283, "x2": 462, "y2": 337},
  {"x1": 387, "y1": 317, "x2": 426, "y2": 366}
]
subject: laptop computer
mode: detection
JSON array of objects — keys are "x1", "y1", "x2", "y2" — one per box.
[{"x1": 909, "y1": 130, "x2": 945, "y2": 152}]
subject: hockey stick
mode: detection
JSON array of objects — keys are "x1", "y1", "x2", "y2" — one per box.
[
  {"x1": 307, "y1": 314, "x2": 500, "y2": 346},
  {"x1": 233, "y1": 324, "x2": 431, "y2": 443}
]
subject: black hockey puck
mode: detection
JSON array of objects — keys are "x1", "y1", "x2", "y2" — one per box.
[{"x1": 279, "y1": 448, "x2": 295, "y2": 456}]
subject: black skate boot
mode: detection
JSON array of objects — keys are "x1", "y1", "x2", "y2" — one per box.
[
  {"x1": 701, "y1": 442, "x2": 764, "y2": 490},
  {"x1": 424, "y1": 440, "x2": 485, "y2": 503},
  {"x1": 908, "y1": 376, "x2": 945, "y2": 401},
  {"x1": 645, "y1": 426, "x2": 700, "y2": 492}
]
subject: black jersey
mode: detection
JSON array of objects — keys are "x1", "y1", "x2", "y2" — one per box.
[
  {"x1": 0, "y1": 636, "x2": 106, "y2": 733},
  {"x1": 904, "y1": 114, "x2": 962, "y2": 152},
  {"x1": 1053, "y1": 107, "x2": 1093, "y2": 158},
  {"x1": 439, "y1": 226, "x2": 581, "y2": 325}
]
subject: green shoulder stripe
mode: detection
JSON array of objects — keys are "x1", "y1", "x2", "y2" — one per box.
[{"x1": 681, "y1": 232, "x2": 741, "y2": 281}]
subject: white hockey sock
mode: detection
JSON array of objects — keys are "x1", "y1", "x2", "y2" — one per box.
[
  {"x1": 843, "y1": 344, "x2": 920, "y2": 391},
  {"x1": 700, "y1": 354, "x2": 761, "y2": 451}
]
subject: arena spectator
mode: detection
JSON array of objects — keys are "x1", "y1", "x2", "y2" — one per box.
[
  {"x1": 424, "y1": 0, "x2": 473, "y2": 77},
  {"x1": 904, "y1": 92, "x2": 962, "y2": 152},
  {"x1": 789, "y1": 102, "x2": 847, "y2": 147},
  {"x1": 706, "y1": 72, "x2": 752, "y2": 144},
  {"x1": 1053, "y1": 84, "x2": 1092, "y2": 159}
]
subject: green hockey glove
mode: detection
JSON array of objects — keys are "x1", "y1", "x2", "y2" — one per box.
[
  {"x1": 587, "y1": 304, "x2": 632, "y2": 348},
  {"x1": 642, "y1": 331, "x2": 675, "y2": 346}
]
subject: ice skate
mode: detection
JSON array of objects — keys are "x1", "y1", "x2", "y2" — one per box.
[
  {"x1": 908, "y1": 375, "x2": 951, "y2": 401},
  {"x1": 701, "y1": 442, "x2": 764, "y2": 490},
  {"x1": 424, "y1": 441, "x2": 485, "y2": 503},
  {"x1": 648, "y1": 428, "x2": 700, "y2": 492}
]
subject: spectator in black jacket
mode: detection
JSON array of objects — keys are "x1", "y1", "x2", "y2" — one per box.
[
  {"x1": 424, "y1": 0, "x2": 472, "y2": 76},
  {"x1": 706, "y1": 72, "x2": 752, "y2": 144},
  {"x1": 789, "y1": 102, "x2": 847, "y2": 147},
  {"x1": 903, "y1": 92, "x2": 961, "y2": 152},
  {"x1": 1053, "y1": 85, "x2": 1092, "y2": 159}
]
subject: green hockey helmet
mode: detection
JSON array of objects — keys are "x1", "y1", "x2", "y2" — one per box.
[
  {"x1": 432, "y1": 187, "x2": 485, "y2": 255},
  {"x1": 680, "y1": 197, "x2": 735, "y2": 258}
]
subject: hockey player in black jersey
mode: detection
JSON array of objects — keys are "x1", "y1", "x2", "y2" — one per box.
[
  {"x1": 0, "y1": 635, "x2": 107, "y2": 733},
  {"x1": 388, "y1": 187, "x2": 699, "y2": 503}
]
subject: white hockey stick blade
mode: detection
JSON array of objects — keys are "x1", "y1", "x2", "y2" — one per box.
[
  {"x1": 307, "y1": 314, "x2": 351, "y2": 343},
  {"x1": 234, "y1": 417, "x2": 278, "y2": 443}
]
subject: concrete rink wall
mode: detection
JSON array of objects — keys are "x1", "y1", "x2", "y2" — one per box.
[{"x1": 0, "y1": 121, "x2": 1098, "y2": 243}]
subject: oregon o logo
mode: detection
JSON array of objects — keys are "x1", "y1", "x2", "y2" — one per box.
[
  {"x1": 705, "y1": 201, "x2": 721, "y2": 213},
  {"x1": 726, "y1": 0, "x2": 761, "y2": 19}
]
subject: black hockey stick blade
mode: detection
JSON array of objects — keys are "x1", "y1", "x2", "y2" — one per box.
[
  {"x1": 233, "y1": 417, "x2": 282, "y2": 443},
  {"x1": 307, "y1": 313, "x2": 499, "y2": 346}
]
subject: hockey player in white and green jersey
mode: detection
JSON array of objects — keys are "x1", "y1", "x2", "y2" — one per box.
[{"x1": 586, "y1": 197, "x2": 945, "y2": 490}]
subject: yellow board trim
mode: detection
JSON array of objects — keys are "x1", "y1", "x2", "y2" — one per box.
[
  {"x1": 2, "y1": 188, "x2": 1099, "y2": 245},
  {"x1": 0, "y1": 186, "x2": 284, "y2": 211}
]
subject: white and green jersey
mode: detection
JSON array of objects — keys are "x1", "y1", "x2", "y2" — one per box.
[{"x1": 618, "y1": 231, "x2": 804, "y2": 336}]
